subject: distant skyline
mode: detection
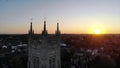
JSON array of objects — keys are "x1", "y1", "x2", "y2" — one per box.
[{"x1": 0, "y1": 0, "x2": 120, "y2": 34}]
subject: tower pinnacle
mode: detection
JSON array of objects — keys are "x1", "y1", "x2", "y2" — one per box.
[
  {"x1": 30, "y1": 22, "x2": 32, "y2": 32},
  {"x1": 44, "y1": 17, "x2": 46, "y2": 32},
  {"x1": 42, "y1": 17, "x2": 48, "y2": 35},
  {"x1": 55, "y1": 22, "x2": 60, "y2": 36},
  {"x1": 57, "y1": 23, "x2": 59, "y2": 31},
  {"x1": 28, "y1": 20, "x2": 34, "y2": 38}
]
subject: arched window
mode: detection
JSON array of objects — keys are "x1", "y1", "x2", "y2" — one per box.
[
  {"x1": 49, "y1": 56, "x2": 56, "y2": 68},
  {"x1": 33, "y1": 56, "x2": 39, "y2": 68}
]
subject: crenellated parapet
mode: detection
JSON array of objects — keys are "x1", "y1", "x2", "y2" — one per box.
[{"x1": 28, "y1": 18, "x2": 61, "y2": 43}]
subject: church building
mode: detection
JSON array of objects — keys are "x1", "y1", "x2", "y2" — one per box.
[{"x1": 28, "y1": 19, "x2": 61, "y2": 68}]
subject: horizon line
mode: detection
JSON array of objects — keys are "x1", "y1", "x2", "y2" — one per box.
[{"x1": 0, "y1": 33, "x2": 120, "y2": 35}]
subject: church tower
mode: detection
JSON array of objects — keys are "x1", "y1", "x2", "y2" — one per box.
[{"x1": 28, "y1": 19, "x2": 61, "y2": 68}]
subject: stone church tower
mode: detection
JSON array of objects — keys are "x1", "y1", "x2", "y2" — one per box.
[{"x1": 28, "y1": 19, "x2": 61, "y2": 68}]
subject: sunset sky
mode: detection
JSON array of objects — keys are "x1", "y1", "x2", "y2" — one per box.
[{"x1": 0, "y1": 0, "x2": 120, "y2": 34}]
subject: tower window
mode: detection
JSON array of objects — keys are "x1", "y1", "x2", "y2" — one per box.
[
  {"x1": 49, "y1": 56, "x2": 56, "y2": 68},
  {"x1": 33, "y1": 56, "x2": 39, "y2": 68}
]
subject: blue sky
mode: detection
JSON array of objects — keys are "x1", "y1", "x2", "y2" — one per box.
[{"x1": 0, "y1": 0, "x2": 120, "y2": 34}]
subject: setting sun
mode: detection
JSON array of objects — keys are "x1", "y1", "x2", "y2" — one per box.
[{"x1": 94, "y1": 29, "x2": 101, "y2": 34}]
